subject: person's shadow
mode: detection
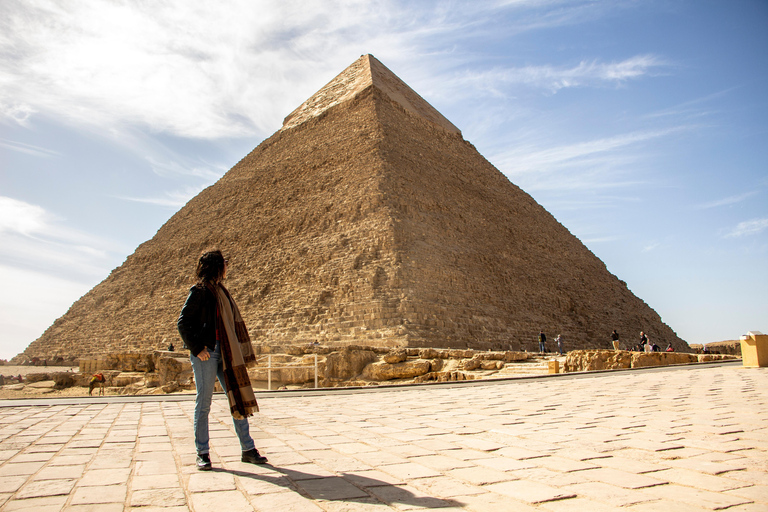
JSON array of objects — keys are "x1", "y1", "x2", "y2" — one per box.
[{"x1": 217, "y1": 464, "x2": 463, "y2": 508}]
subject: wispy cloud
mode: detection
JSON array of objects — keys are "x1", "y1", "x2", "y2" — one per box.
[
  {"x1": 0, "y1": 102, "x2": 36, "y2": 127},
  {"x1": 695, "y1": 191, "x2": 759, "y2": 210},
  {"x1": 642, "y1": 242, "x2": 660, "y2": 252},
  {"x1": 0, "y1": 137, "x2": 60, "y2": 158},
  {"x1": 145, "y1": 157, "x2": 224, "y2": 181},
  {"x1": 116, "y1": 185, "x2": 207, "y2": 209},
  {"x1": 446, "y1": 55, "x2": 665, "y2": 97},
  {"x1": 0, "y1": 196, "x2": 117, "y2": 280},
  {"x1": 491, "y1": 0, "x2": 634, "y2": 34},
  {"x1": 644, "y1": 87, "x2": 739, "y2": 121},
  {"x1": 725, "y1": 218, "x2": 768, "y2": 238},
  {"x1": 544, "y1": 196, "x2": 641, "y2": 211},
  {"x1": 490, "y1": 126, "x2": 686, "y2": 196},
  {"x1": 497, "y1": 127, "x2": 682, "y2": 175},
  {"x1": 582, "y1": 235, "x2": 621, "y2": 244}
]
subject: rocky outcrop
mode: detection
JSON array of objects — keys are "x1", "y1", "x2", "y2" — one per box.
[
  {"x1": 153, "y1": 352, "x2": 193, "y2": 389},
  {"x1": 323, "y1": 347, "x2": 378, "y2": 384},
  {"x1": 362, "y1": 359, "x2": 431, "y2": 381},
  {"x1": 52, "y1": 372, "x2": 75, "y2": 390},
  {"x1": 383, "y1": 348, "x2": 408, "y2": 364},
  {"x1": 564, "y1": 350, "x2": 632, "y2": 372}
]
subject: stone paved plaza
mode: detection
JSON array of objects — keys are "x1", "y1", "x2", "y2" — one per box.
[{"x1": 0, "y1": 362, "x2": 765, "y2": 511}]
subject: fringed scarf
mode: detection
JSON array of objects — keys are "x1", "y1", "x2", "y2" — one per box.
[{"x1": 207, "y1": 283, "x2": 259, "y2": 419}]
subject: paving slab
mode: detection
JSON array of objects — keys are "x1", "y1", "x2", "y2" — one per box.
[
  {"x1": 0, "y1": 362, "x2": 764, "y2": 511},
  {"x1": 129, "y1": 487, "x2": 187, "y2": 507},
  {"x1": 15, "y1": 478, "x2": 75, "y2": 499}
]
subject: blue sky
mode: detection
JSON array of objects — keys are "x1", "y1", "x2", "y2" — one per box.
[{"x1": 1, "y1": 0, "x2": 766, "y2": 360}]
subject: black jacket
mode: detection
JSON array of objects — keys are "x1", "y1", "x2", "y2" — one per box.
[{"x1": 177, "y1": 285, "x2": 217, "y2": 357}]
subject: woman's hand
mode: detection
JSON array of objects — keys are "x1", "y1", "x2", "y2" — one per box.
[{"x1": 197, "y1": 347, "x2": 211, "y2": 361}]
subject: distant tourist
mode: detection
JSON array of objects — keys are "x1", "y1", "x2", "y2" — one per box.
[
  {"x1": 538, "y1": 330, "x2": 547, "y2": 353},
  {"x1": 556, "y1": 334, "x2": 564, "y2": 355},
  {"x1": 177, "y1": 248, "x2": 268, "y2": 471},
  {"x1": 666, "y1": 344, "x2": 674, "y2": 352},
  {"x1": 167, "y1": 342, "x2": 175, "y2": 352},
  {"x1": 651, "y1": 342, "x2": 661, "y2": 352},
  {"x1": 640, "y1": 331, "x2": 649, "y2": 352},
  {"x1": 611, "y1": 330, "x2": 620, "y2": 351}
]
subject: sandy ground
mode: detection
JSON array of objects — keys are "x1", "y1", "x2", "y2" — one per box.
[
  {"x1": 0, "y1": 366, "x2": 93, "y2": 399},
  {"x1": 0, "y1": 365, "x2": 79, "y2": 377}
]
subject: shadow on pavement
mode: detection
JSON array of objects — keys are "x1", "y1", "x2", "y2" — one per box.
[{"x1": 215, "y1": 464, "x2": 463, "y2": 508}]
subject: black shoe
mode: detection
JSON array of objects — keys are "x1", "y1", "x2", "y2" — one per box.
[
  {"x1": 196, "y1": 452, "x2": 212, "y2": 471},
  {"x1": 241, "y1": 448, "x2": 268, "y2": 464}
]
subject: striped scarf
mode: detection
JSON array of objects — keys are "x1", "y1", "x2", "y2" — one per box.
[{"x1": 208, "y1": 283, "x2": 259, "y2": 419}]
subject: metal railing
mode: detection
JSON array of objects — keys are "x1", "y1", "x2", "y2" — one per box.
[{"x1": 257, "y1": 354, "x2": 319, "y2": 390}]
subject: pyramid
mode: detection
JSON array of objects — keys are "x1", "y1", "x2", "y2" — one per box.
[{"x1": 16, "y1": 54, "x2": 687, "y2": 362}]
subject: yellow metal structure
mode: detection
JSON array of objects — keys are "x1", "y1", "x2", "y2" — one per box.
[{"x1": 740, "y1": 331, "x2": 768, "y2": 367}]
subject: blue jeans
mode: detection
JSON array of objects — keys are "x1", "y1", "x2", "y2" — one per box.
[
  {"x1": 190, "y1": 342, "x2": 255, "y2": 454},
  {"x1": 539, "y1": 341, "x2": 545, "y2": 353}
]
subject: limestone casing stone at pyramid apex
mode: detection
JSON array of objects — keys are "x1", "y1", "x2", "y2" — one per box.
[{"x1": 281, "y1": 54, "x2": 460, "y2": 135}]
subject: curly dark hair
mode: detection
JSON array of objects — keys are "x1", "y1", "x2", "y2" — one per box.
[{"x1": 195, "y1": 248, "x2": 226, "y2": 286}]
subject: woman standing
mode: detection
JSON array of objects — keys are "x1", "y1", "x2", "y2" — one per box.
[{"x1": 177, "y1": 249, "x2": 267, "y2": 470}]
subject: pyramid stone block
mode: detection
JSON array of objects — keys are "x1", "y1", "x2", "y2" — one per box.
[{"x1": 15, "y1": 54, "x2": 687, "y2": 362}]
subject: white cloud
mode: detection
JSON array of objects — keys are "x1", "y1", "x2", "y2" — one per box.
[
  {"x1": 0, "y1": 0, "x2": 654, "y2": 142},
  {"x1": 0, "y1": 196, "x2": 52, "y2": 235},
  {"x1": 0, "y1": 0, "x2": 425, "y2": 139},
  {"x1": 725, "y1": 218, "x2": 768, "y2": 238}
]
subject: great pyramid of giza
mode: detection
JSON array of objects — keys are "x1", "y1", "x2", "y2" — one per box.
[{"x1": 15, "y1": 54, "x2": 687, "y2": 362}]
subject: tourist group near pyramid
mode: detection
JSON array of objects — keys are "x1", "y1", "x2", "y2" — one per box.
[{"x1": 17, "y1": 54, "x2": 688, "y2": 362}]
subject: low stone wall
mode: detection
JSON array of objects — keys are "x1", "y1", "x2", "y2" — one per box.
[
  {"x1": 564, "y1": 350, "x2": 739, "y2": 372},
  {"x1": 630, "y1": 352, "x2": 698, "y2": 368}
]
